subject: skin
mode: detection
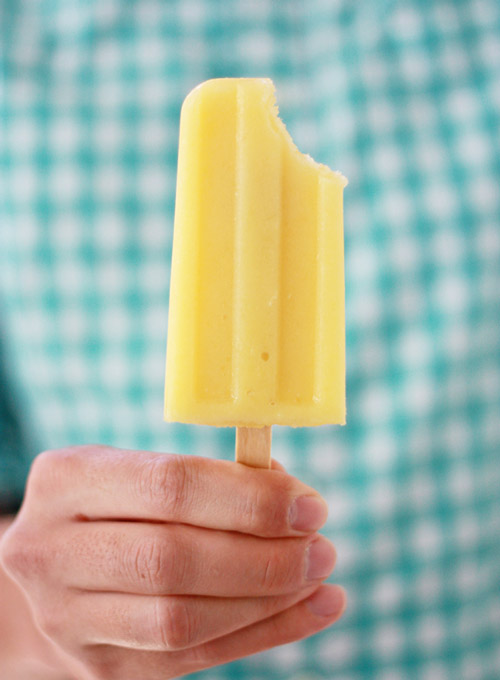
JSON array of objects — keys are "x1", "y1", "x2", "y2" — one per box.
[{"x1": 0, "y1": 445, "x2": 346, "y2": 680}]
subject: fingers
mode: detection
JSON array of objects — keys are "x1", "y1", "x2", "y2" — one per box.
[
  {"x1": 47, "y1": 586, "x2": 320, "y2": 652},
  {"x1": 49, "y1": 522, "x2": 337, "y2": 597},
  {"x1": 80, "y1": 585, "x2": 346, "y2": 680},
  {"x1": 193, "y1": 584, "x2": 347, "y2": 668},
  {"x1": 27, "y1": 447, "x2": 327, "y2": 537},
  {"x1": 51, "y1": 522, "x2": 336, "y2": 597}
]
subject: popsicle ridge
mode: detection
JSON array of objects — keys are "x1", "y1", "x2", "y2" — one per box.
[{"x1": 165, "y1": 78, "x2": 346, "y2": 427}]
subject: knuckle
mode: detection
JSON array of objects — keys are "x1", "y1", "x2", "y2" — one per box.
[
  {"x1": 247, "y1": 477, "x2": 293, "y2": 536},
  {"x1": 0, "y1": 522, "x2": 50, "y2": 582},
  {"x1": 153, "y1": 597, "x2": 196, "y2": 650},
  {"x1": 34, "y1": 602, "x2": 65, "y2": 641},
  {"x1": 27, "y1": 446, "x2": 93, "y2": 499},
  {"x1": 130, "y1": 536, "x2": 168, "y2": 591},
  {"x1": 259, "y1": 554, "x2": 283, "y2": 591},
  {"x1": 81, "y1": 647, "x2": 121, "y2": 680},
  {"x1": 259, "y1": 542, "x2": 301, "y2": 592},
  {"x1": 0, "y1": 525, "x2": 21, "y2": 576},
  {"x1": 244, "y1": 490, "x2": 269, "y2": 534},
  {"x1": 128, "y1": 531, "x2": 183, "y2": 593},
  {"x1": 136, "y1": 455, "x2": 188, "y2": 518},
  {"x1": 27, "y1": 449, "x2": 63, "y2": 495}
]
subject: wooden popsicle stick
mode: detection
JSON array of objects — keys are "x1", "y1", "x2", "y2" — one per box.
[{"x1": 235, "y1": 426, "x2": 272, "y2": 468}]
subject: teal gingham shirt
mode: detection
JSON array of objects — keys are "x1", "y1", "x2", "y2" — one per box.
[{"x1": 1, "y1": 1, "x2": 500, "y2": 678}]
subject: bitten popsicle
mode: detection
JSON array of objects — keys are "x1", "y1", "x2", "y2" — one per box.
[{"x1": 164, "y1": 78, "x2": 347, "y2": 468}]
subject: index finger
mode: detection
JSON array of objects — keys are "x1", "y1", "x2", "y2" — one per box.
[{"x1": 28, "y1": 446, "x2": 328, "y2": 537}]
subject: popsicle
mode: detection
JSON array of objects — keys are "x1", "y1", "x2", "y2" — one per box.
[{"x1": 164, "y1": 78, "x2": 347, "y2": 468}]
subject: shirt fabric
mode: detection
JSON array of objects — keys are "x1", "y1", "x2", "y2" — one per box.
[{"x1": 1, "y1": 1, "x2": 500, "y2": 678}]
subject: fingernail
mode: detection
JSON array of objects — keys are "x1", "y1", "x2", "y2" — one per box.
[
  {"x1": 307, "y1": 585, "x2": 346, "y2": 617},
  {"x1": 289, "y1": 495, "x2": 328, "y2": 532},
  {"x1": 305, "y1": 536, "x2": 336, "y2": 581}
]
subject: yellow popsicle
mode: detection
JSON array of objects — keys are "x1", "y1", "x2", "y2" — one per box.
[{"x1": 165, "y1": 78, "x2": 346, "y2": 438}]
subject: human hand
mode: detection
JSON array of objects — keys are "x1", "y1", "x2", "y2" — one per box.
[{"x1": 0, "y1": 446, "x2": 345, "y2": 680}]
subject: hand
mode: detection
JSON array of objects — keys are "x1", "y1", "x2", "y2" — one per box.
[{"x1": 0, "y1": 446, "x2": 345, "y2": 680}]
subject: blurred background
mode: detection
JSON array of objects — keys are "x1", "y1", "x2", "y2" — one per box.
[{"x1": 1, "y1": 1, "x2": 499, "y2": 679}]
